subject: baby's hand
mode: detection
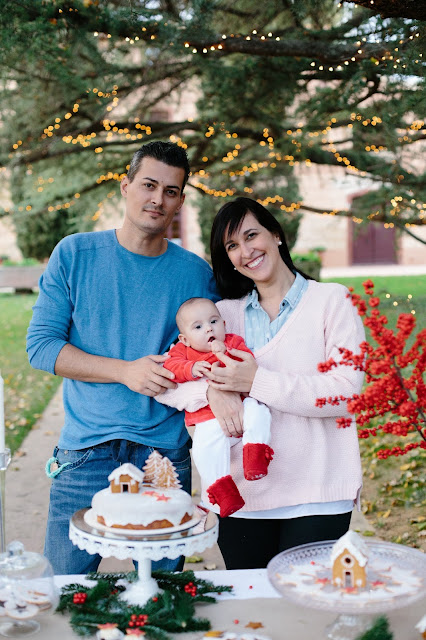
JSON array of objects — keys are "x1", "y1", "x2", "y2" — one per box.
[
  {"x1": 210, "y1": 339, "x2": 227, "y2": 354},
  {"x1": 192, "y1": 361, "x2": 212, "y2": 378}
]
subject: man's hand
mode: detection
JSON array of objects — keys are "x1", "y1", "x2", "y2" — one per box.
[
  {"x1": 210, "y1": 339, "x2": 227, "y2": 355},
  {"x1": 192, "y1": 361, "x2": 212, "y2": 378},
  {"x1": 120, "y1": 355, "x2": 177, "y2": 396},
  {"x1": 207, "y1": 386, "x2": 244, "y2": 437}
]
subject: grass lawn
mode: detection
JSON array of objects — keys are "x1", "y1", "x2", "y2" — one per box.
[
  {"x1": 323, "y1": 273, "x2": 426, "y2": 336},
  {"x1": 322, "y1": 274, "x2": 426, "y2": 298},
  {"x1": 0, "y1": 293, "x2": 62, "y2": 454}
]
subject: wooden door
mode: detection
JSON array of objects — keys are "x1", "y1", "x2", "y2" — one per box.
[{"x1": 351, "y1": 222, "x2": 396, "y2": 264}]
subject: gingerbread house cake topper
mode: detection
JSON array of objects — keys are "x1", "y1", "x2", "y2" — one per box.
[
  {"x1": 330, "y1": 530, "x2": 369, "y2": 589},
  {"x1": 108, "y1": 463, "x2": 144, "y2": 494},
  {"x1": 106, "y1": 454, "x2": 182, "y2": 495}
]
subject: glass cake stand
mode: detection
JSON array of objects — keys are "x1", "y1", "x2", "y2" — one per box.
[
  {"x1": 69, "y1": 507, "x2": 218, "y2": 605},
  {"x1": 267, "y1": 539, "x2": 426, "y2": 640}
]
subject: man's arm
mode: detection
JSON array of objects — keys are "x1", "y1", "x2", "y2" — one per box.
[
  {"x1": 55, "y1": 344, "x2": 176, "y2": 396},
  {"x1": 27, "y1": 242, "x2": 176, "y2": 397}
]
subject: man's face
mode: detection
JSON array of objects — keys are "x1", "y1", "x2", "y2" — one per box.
[{"x1": 120, "y1": 157, "x2": 185, "y2": 238}]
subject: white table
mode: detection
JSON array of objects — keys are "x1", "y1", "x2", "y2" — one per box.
[{"x1": 25, "y1": 570, "x2": 425, "y2": 639}]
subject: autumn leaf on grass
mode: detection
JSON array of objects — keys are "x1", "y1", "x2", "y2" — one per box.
[
  {"x1": 246, "y1": 622, "x2": 264, "y2": 629},
  {"x1": 185, "y1": 555, "x2": 203, "y2": 563}
]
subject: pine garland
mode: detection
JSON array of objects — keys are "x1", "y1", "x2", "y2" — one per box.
[
  {"x1": 356, "y1": 616, "x2": 393, "y2": 640},
  {"x1": 58, "y1": 570, "x2": 232, "y2": 639}
]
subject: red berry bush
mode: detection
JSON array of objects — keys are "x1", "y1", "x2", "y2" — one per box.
[{"x1": 317, "y1": 280, "x2": 426, "y2": 460}]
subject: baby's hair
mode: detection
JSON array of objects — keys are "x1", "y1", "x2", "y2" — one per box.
[{"x1": 176, "y1": 297, "x2": 216, "y2": 332}]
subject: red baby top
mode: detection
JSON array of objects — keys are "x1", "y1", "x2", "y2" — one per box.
[{"x1": 164, "y1": 333, "x2": 253, "y2": 425}]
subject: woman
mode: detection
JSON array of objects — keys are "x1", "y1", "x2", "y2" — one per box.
[{"x1": 158, "y1": 197, "x2": 365, "y2": 569}]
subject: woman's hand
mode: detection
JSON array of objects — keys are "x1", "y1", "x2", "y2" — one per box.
[
  {"x1": 206, "y1": 386, "x2": 244, "y2": 437},
  {"x1": 205, "y1": 349, "x2": 258, "y2": 393}
]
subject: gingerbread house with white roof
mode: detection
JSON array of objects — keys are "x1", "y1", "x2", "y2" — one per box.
[
  {"x1": 330, "y1": 530, "x2": 369, "y2": 589},
  {"x1": 416, "y1": 614, "x2": 426, "y2": 640},
  {"x1": 108, "y1": 463, "x2": 144, "y2": 494}
]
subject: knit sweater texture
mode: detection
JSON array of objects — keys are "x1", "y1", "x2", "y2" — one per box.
[
  {"x1": 26, "y1": 230, "x2": 218, "y2": 450},
  {"x1": 156, "y1": 281, "x2": 365, "y2": 512}
]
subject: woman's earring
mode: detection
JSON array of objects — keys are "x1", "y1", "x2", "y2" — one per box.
[
  {"x1": 233, "y1": 267, "x2": 237, "y2": 270},
  {"x1": 278, "y1": 241, "x2": 282, "y2": 246}
]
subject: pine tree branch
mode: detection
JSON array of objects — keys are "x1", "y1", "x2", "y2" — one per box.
[
  {"x1": 184, "y1": 35, "x2": 390, "y2": 64},
  {"x1": 299, "y1": 204, "x2": 426, "y2": 229},
  {"x1": 393, "y1": 221, "x2": 426, "y2": 245},
  {"x1": 349, "y1": 0, "x2": 426, "y2": 20},
  {"x1": 280, "y1": 0, "x2": 305, "y2": 30}
]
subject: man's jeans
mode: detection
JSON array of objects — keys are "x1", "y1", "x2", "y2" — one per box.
[{"x1": 44, "y1": 439, "x2": 191, "y2": 575}]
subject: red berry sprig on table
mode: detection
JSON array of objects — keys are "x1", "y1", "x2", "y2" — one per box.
[
  {"x1": 128, "y1": 614, "x2": 149, "y2": 627},
  {"x1": 72, "y1": 592, "x2": 87, "y2": 604},
  {"x1": 184, "y1": 581, "x2": 197, "y2": 596}
]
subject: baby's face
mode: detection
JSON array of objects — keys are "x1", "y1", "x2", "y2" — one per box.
[{"x1": 179, "y1": 300, "x2": 226, "y2": 352}]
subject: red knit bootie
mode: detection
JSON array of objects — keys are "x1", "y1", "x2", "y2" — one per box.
[
  {"x1": 243, "y1": 443, "x2": 274, "y2": 481},
  {"x1": 206, "y1": 475, "x2": 245, "y2": 518}
]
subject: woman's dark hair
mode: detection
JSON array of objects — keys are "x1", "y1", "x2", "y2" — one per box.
[{"x1": 210, "y1": 197, "x2": 313, "y2": 299}]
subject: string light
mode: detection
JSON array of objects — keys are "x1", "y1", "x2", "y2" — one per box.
[{"x1": 7, "y1": 19, "x2": 423, "y2": 231}]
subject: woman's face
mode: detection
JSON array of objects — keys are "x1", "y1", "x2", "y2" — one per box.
[{"x1": 223, "y1": 212, "x2": 283, "y2": 285}]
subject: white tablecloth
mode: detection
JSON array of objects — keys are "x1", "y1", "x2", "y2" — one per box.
[{"x1": 30, "y1": 570, "x2": 426, "y2": 639}]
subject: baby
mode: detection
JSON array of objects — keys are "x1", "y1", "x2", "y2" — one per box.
[{"x1": 163, "y1": 297, "x2": 273, "y2": 517}]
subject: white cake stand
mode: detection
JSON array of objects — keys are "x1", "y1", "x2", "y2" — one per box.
[
  {"x1": 69, "y1": 508, "x2": 218, "y2": 605},
  {"x1": 267, "y1": 539, "x2": 426, "y2": 640}
]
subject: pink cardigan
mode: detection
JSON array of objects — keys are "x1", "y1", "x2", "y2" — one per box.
[{"x1": 157, "y1": 281, "x2": 365, "y2": 512}]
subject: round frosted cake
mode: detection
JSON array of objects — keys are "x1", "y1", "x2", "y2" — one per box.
[
  {"x1": 90, "y1": 460, "x2": 194, "y2": 530},
  {"x1": 91, "y1": 485, "x2": 194, "y2": 530}
]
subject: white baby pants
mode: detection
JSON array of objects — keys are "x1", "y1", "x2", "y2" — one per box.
[{"x1": 191, "y1": 397, "x2": 271, "y2": 489}]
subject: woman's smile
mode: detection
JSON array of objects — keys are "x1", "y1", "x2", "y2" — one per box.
[{"x1": 245, "y1": 254, "x2": 265, "y2": 269}]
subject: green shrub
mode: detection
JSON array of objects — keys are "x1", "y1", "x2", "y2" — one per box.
[{"x1": 292, "y1": 252, "x2": 321, "y2": 281}]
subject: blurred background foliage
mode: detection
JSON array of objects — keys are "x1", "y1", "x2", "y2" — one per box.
[{"x1": 0, "y1": 0, "x2": 424, "y2": 259}]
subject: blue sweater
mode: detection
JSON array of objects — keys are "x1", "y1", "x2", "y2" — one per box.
[{"x1": 27, "y1": 230, "x2": 218, "y2": 450}]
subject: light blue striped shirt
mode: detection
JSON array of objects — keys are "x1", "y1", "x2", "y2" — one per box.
[
  {"x1": 233, "y1": 272, "x2": 354, "y2": 519},
  {"x1": 244, "y1": 272, "x2": 308, "y2": 351}
]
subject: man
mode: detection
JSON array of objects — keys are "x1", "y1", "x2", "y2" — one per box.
[{"x1": 27, "y1": 141, "x2": 218, "y2": 574}]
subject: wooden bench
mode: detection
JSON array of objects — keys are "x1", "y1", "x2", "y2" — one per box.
[{"x1": 0, "y1": 265, "x2": 45, "y2": 292}]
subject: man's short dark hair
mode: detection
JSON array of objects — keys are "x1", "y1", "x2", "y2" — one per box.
[{"x1": 127, "y1": 141, "x2": 190, "y2": 192}]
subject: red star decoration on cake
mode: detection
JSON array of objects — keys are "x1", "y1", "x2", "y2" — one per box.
[
  {"x1": 371, "y1": 580, "x2": 385, "y2": 588},
  {"x1": 155, "y1": 494, "x2": 171, "y2": 501}
]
